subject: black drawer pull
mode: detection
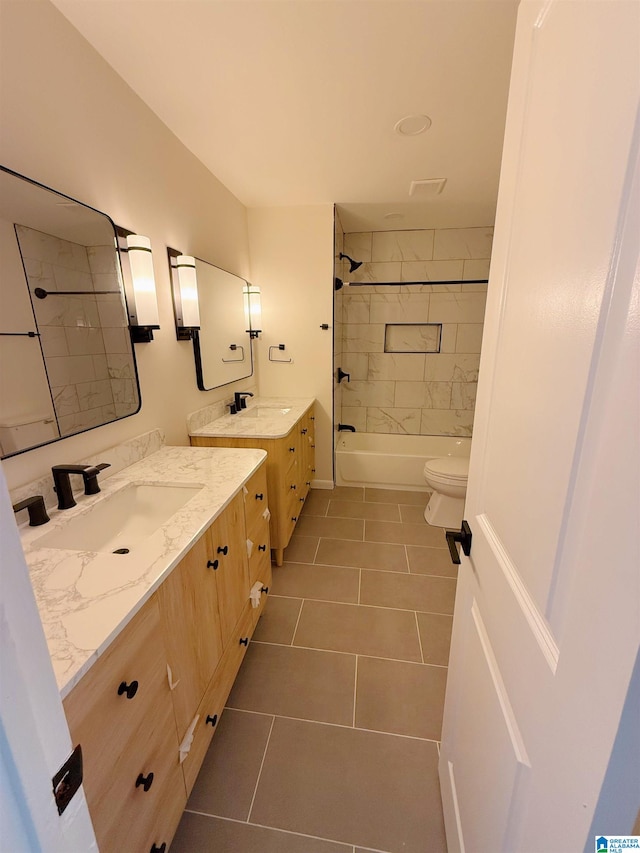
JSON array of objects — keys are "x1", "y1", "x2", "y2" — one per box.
[
  {"x1": 217, "y1": 545, "x2": 228, "y2": 555},
  {"x1": 150, "y1": 844, "x2": 166, "y2": 853},
  {"x1": 117, "y1": 680, "x2": 138, "y2": 699},
  {"x1": 290, "y1": 484, "x2": 296, "y2": 490},
  {"x1": 306, "y1": 481, "x2": 311, "y2": 486},
  {"x1": 206, "y1": 714, "x2": 218, "y2": 727},
  {"x1": 207, "y1": 559, "x2": 219, "y2": 570},
  {"x1": 311, "y1": 416, "x2": 315, "y2": 420},
  {"x1": 239, "y1": 637, "x2": 249, "y2": 646},
  {"x1": 261, "y1": 586, "x2": 269, "y2": 594},
  {"x1": 136, "y1": 772, "x2": 154, "y2": 792},
  {"x1": 301, "y1": 428, "x2": 308, "y2": 434},
  {"x1": 291, "y1": 516, "x2": 298, "y2": 522},
  {"x1": 255, "y1": 492, "x2": 264, "y2": 500},
  {"x1": 289, "y1": 447, "x2": 295, "y2": 452},
  {"x1": 300, "y1": 497, "x2": 305, "y2": 503},
  {"x1": 258, "y1": 544, "x2": 267, "y2": 551}
]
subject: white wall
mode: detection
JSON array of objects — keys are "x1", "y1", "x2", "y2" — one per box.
[
  {"x1": 247, "y1": 206, "x2": 335, "y2": 484},
  {"x1": 0, "y1": 0, "x2": 256, "y2": 490}
]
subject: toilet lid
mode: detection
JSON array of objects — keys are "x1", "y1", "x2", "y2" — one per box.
[{"x1": 424, "y1": 456, "x2": 469, "y2": 481}]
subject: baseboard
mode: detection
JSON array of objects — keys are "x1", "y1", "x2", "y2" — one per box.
[{"x1": 311, "y1": 479, "x2": 334, "y2": 490}]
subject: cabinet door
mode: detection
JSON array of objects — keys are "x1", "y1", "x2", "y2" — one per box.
[
  {"x1": 211, "y1": 491, "x2": 250, "y2": 646},
  {"x1": 63, "y1": 594, "x2": 186, "y2": 852},
  {"x1": 157, "y1": 532, "x2": 223, "y2": 738}
]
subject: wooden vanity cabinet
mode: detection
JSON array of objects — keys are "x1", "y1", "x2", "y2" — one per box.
[
  {"x1": 62, "y1": 594, "x2": 186, "y2": 853},
  {"x1": 192, "y1": 404, "x2": 315, "y2": 565},
  {"x1": 62, "y1": 459, "x2": 271, "y2": 851}
]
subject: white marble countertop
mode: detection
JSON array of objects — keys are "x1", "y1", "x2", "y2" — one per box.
[
  {"x1": 19, "y1": 445, "x2": 266, "y2": 698},
  {"x1": 189, "y1": 396, "x2": 314, "y2": 440}
]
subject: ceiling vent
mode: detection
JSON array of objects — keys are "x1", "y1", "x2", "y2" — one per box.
[{"x1": 409, "y1": 178, "x2": 447, "y2": 197}]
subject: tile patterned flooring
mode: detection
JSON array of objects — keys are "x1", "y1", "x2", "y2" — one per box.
[{"x1": 171, "y1": 486, "x2": 455, "y2": 853}]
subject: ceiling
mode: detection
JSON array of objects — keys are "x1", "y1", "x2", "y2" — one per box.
[{"x1": 51, "y1": 0, "x2": 519, "y2": 232}]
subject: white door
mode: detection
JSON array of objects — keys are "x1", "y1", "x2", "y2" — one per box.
[{"x1": 439, "y1": 3, "x2": 640, "y2": 852}]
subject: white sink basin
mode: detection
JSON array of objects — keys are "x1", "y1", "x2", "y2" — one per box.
[
  {"x1": 241, "y1": 407, "x2": 292, "y2": 418},
  {"x1": 35, "y1": 483, "x2": 203, "y2": 553}
]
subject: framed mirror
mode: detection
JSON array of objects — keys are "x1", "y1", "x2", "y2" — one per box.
[
  {"x1": 192, "y1": 259, "x2": 253, "y2": 390},
  {"x1": 0, "y1": 166, "x2": 141, "y2": 459}
]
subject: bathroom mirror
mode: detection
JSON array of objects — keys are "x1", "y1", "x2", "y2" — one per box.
[
  {"x1": 192, "y1": 259, "x2": 253, "y2": 390},
  {"x1": 0, "y1": 166, "x2": 141, "y2": 459}
]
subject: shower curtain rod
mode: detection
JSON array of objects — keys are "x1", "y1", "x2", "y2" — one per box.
[{"x1": 347, "y1": 278, "x2": 488, "y2": 287}]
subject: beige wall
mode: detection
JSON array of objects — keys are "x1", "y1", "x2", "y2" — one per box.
[
  {"x1": 247, "y1": 206, "x2": 335, "y2": 485},
  {"x1": 0, "y1": 0, "x2": 256, "y2": 489}
]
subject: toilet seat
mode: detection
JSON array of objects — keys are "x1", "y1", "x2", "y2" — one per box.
[{"x1": 423, "y1": 456, "x2": 469, "y2": 482}]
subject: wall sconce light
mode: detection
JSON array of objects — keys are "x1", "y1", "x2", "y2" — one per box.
[
  {"x1": 243, "y1": 283, "x2": 262, "y2": 339},
  {"x1": 168, "y1": 248, "x2": 201, "y2": 340},
  {"x1": 116, "y1": 228, "x2": 160, "y2": 343}
]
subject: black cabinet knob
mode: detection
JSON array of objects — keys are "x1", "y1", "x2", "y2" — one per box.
[
  {"x1": 217, "y1": 545, "x2": 228, "y2": 555},
  {"x1": 206, "y1": 714, "x2": 218, "y2": 727},
  {"x1": 117, "y1": 680, "x2": 138, "y2": 700},
  {"x1": 299, "y1": 497, "x2": 305, "y2": 503},
  {"x1": 290, "y1": 484, "x2": 296, "y2": 490},
  {"x1": 289, "y1": 447, "x2": 295, "y2": 452},
  {"x1": 207, "y1": 559, "x2": 219, "y2": 570},
  {"x1": 291, "y1": 516, "x2": 298, "y2": 522},
  {"x1": 261, "y1": 586, "x2": 269, "y2": 594},
  {"x1": 301, "y1": 428, "x2": 308, "y2": 434},
  {"x1": 258, "y1": 544, "x2": 267, "y2": 552},
  {"x1": 255, "y1": 493, "x2": 264, "y2": 500},
  {"x1": 239, "y1": 637, "x2": 249, "y2": 646},
  {"x1": 135, "y1": 772, "x2": 154, "y2": 792},
  {"x1": 150, "y1": 844, "x2": 166, "y2": 853}
]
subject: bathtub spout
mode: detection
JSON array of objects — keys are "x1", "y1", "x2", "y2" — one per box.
[{"x1": 338, "y1": 423, "x2": 356, "y2": 432}]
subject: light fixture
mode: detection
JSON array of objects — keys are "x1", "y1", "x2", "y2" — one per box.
[
  {"x1": 243, "y1": 283, "x2": 262, "y2": 339},
  {"x1": 168, "y1": 248, "x2": 201, "y2": 340},
  {"x1": 339, "y1": 252, "x2": 363, "y2": 273},
  {"x1": 116, "y1": 228, "x2": 160, "y2": 343}
]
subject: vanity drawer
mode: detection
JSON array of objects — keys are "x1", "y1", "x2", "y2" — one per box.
[
  {"x1": 63, "y1": 594, "x2": 171, "y2": 783},
  {"x1": 251, "y1": 561, "x2": 272, "y2": 630},
  {"x1": 247, "y1": 515, "x2": 271, "y2": 585},
  {"x1": 181, "y1": 601, "x2": 255, "y2": 794},
  {"x1": 244, "y1": 464, "x2": 269, "y2": 532},
  {"x1": 97, "y1": 698, "x2": 186, "y2": 853}
]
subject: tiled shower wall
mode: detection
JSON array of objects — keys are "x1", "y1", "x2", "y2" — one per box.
[
  {"x1": 338, "y1": 227, "x2": 492, "y2": 437},
  {"x1": 16, "y1": 226, "x2": 137, "y2": 436}
]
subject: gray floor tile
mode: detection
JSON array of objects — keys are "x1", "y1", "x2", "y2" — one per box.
[
  {"x1": 416, "y1": 612, "x2": 454, "y2": 666},
  {"x1": 407, "y1": 544, "x2": 458, "y2": 577},
  {"x1": 283, "y1": 534, "x2": 319, "y2": 563},
  {"x1": 331, "y1": 485, "x2": 365, "y2": 501},
  {"x1": 227, "y1": 643, "x2": 356, "y2": 725},
  {"x1": 365, "y1": 519, "x2": 447, "y2": 548},
  {"x1": 328, "y1": 499, "x2": 401, "y2": 522},
  {"x1": 296, "y1": 514, "x2": 364, "y2": 541},
  {"x1": 360, "y1": 570, "x2": 456, "y2": 615},
  {"x1": 272, "y1": 562, "x2": 360, "y2": 603},
  {"x1": 294, "y1": 600, "x2": 422, "y2": 661},
  {"x1": 356, "y1": 656, "x2": 447, "y2": 740},
  {"x1": 365, "y1": 487, "x2": 427, "y2": 505},
  {"x1": 250, "y1": 717, "x2": 446, "y2": 852},
  {"x1": 302, "y1": 489, "x2": 331, "y2": 516},
  {"x1": 171, "y1": 813, "x2": 352, "y2": 853},
  {"x1": 186, "y1": 709, "x2": 272, "y2": 820},
  {"x1": 252, "y1": 596, "x2": 302, "y2": 644},
  {"x1": 400, "y1": 503, "x2": 428, "y2": 523},
  {"x1": 315, "y1": 538, "x2": 408, "y2": 572}
]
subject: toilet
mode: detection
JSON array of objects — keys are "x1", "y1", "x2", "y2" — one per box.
[{"x1": 423, "y1": 456, "x2": 470, "y2": 528}]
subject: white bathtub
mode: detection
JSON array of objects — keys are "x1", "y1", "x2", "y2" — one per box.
[{"x1": 335, "y1": 432, "x2": 471, "y2": 491}]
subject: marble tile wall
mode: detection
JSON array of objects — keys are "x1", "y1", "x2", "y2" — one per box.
[
  {"x1": 16, "y1": 227, "x2": 137, "y2": 436},
  {"x1": 338, "y1": 227, "x2": 491, "y2": 437}
]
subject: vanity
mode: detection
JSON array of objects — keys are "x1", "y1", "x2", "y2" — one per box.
[
  {"x1": 189, "y1": 396, "x2": 315, "y2": 565},
  {"x1": 19, "y1": 442, "x2": 271, "y2": 853}
]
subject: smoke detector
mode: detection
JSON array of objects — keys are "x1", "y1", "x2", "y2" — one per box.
[{"x1": 408, "y1": 178, "x2": 447, "y2": 197}]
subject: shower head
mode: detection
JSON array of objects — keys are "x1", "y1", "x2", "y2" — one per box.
[{"x1": 339, "y1": 252, "x2": 363, "y2": 273}]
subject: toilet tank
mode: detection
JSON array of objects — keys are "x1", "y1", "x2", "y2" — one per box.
[{"x1": 0, "y1": 415, "x2": 57, "y2": 455}]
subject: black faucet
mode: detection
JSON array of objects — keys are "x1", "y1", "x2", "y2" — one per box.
[
  {"x1": 338, "y1": 423, "x2": 356, "y2": 432},
  {"x1": 234, "y1": 391, "x2": 254, "y2": 410},
  {"x1": 12, "y1": 495, "x2": 50, "y2": 526},
  {"x1": 51, "y1": 463, "x2": 111, "y2": 510}
]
